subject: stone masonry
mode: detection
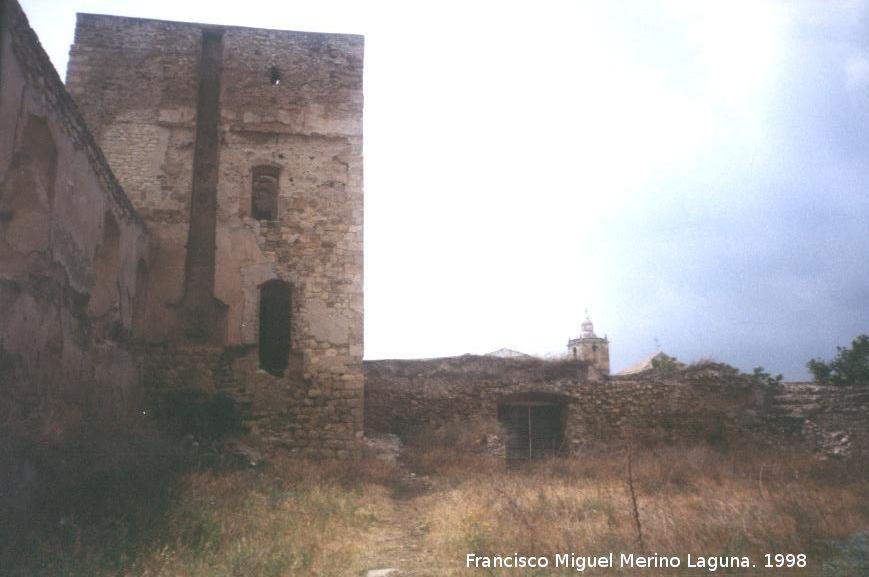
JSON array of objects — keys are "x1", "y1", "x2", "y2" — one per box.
[
  {"x1": 567, "y1": 315, "x2": 610, "y2": 374},
  {"x1": 365, "y1": 356, "x2": 869, "y2": 458},
  {"x1": 67, "y1": 14, "x2": 364, "y2": 455}
]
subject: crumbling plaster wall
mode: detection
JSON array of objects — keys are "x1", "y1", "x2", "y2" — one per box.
[
  {"x1": 0, "y1": 0, "x2": 150, "y2": 444},
  {"x1": 67, "y1": 15, "x2": 364, "y2": 453},
  {"x1": 67, "y1": 17, "x2": 200, "y2": 340}
]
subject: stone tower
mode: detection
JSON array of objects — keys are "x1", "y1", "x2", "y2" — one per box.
[
  {"x1": 568, "y1": 315, "x2": 610, "y2": 375},
  {"x1": 66, "y1": 15, "x2": 364, "y2": 455}
]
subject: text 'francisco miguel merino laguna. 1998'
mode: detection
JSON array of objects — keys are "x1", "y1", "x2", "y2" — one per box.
[{"x1": 466, "y1": 552, "x2": 808, "y2": 572}]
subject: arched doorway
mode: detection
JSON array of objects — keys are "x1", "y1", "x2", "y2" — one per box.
[{"x1": 258, "y1": 279, "x2": 292, "y2": 376}]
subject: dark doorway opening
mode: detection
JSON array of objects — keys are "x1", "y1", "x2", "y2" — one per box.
[
  {"x1": 258, "y1": 280, "x2": 292, "y2": 376},
  {"x1": 498, "y1": 398, "x2": 565, "y2": 466}
]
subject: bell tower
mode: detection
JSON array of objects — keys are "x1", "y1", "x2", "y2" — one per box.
[{"x1": 567, "y1": 312, "x2": 610, "y2": 374}]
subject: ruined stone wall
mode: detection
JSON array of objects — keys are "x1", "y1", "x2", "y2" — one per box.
[
  {"x1": 67, "y1": 15, "x2": 364, "y2": 454},
  {"x1": 140, "y1": 343, "x2": 357, "y2": 456},
  {"x1": 777, "y1": 382, "x2": 869, "y2": 458},
  {"x1": 365, "y1": 356, "x2": 592, "y2": 441},
  {"x1": 66, "y1": 16, "x2": 212, "y2": 340},
  {"x1": 0, "y1": 0, "x2": 150, "y2": 446},
  {"x1": 364, "y1": 357, "x2": 806, "y2": 453}
]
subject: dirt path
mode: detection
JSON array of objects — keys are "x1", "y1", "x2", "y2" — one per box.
[
  {"x1": 362, "y1": 490, "x2": 433, "y2": 577},
  {"x1": 360, "y1": 436, "x2": 437, "y2": 577}
]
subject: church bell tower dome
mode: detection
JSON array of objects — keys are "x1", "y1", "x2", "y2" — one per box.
[{"x1": 580, "y1": 316, "x2": 596, "y2": 338}]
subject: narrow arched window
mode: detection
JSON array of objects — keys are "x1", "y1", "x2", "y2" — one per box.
[
  {"x1": 251, "y1": 165, "x2": 279, "y2": 220},
  {"x1": 132, "y1": 259, "x2": 149, "y2": 338},
  {"x1": 91, "y1": 211, "x2": 121, "y2": 316},
  {"x1": 259, "y1": 279, "x2": 292, "y2": 376}
]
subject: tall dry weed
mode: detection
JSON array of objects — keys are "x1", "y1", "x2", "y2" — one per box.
[{"x1": 409, "y1": 444, "x2": 868, "y2": 576}]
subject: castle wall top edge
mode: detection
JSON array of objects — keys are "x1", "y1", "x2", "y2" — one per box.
[{"x1": 74, "y1": 12, "x2": 364, "y2": 43}]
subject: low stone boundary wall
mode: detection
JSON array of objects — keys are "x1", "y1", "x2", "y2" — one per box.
[{"x1": 364, "y1": 356, "x2": 865, "y2": 455}]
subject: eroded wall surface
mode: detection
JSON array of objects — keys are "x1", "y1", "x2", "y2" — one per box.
[
  {"x1": 0, "y1": 0, "x2": 150, "y2": 447},
  {"x1": 363, "y1": 357, "x2": 849, "y2": 455},
  {"x1": 67, "y1": 15, "x2": 364, "y2": 455},
  {"x1": 777, "y1": 382, "x2": 869, "y2": 458}
]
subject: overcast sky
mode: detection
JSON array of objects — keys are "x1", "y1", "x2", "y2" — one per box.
[{"x1": 20, "y1": 0, "x2": 869, "y2": 378}]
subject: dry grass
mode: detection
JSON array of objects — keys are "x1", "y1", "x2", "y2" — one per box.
[
  {"x1": 3, "y1": 442, "x2": 867, "y2": 576},
  {"x1": 125, "y1": 459, "x2": 396, "y2": 576},
  {"x1": 408, "y1": 444, "x2": 869, "y2": 576},
  {"x1": 1, "y1": 454, "x2": 401, "y2": 577}
]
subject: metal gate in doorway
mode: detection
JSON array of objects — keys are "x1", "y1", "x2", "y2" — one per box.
[{"x1": 498, "y1": 402, "x2": 564, "y2": 465}]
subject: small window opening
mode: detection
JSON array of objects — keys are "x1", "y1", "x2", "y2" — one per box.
[
  {"x1": 251, "y1": 165, "x2": 280, "y2": 220},
  {"x1": 592, "y1": 344, "x2": 598, "y2": 352},
  {"x1": 259, "y1": 279, "x2": 292, "y2": 376},
  {"x1": 269, "y1": 66, "x2": 281, "y2": 86}
]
